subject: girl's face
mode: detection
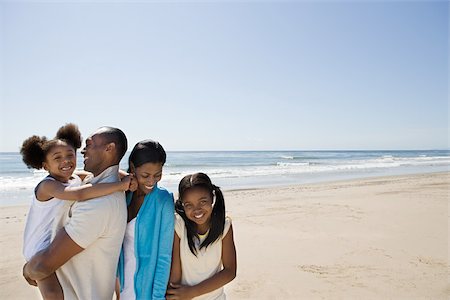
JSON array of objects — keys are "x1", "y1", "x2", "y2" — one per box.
[
  {"x1": 133, "y1": 162, "x2": 163, "y2": 195},
  {"x1": 182, "y1": 187, "x2": 213, "y2": 233},
  {"x1": 43, "y1": 142, "x2": 76, "y2": 183}
]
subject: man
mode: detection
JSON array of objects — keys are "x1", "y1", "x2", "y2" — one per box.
[{"x1": 23, "y1": 126, "x2": 128, "y2": 299}]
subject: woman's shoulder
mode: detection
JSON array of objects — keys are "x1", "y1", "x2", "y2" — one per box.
[
  {"x1": 155, "y1": 187, "x2": 175, "y2": 211},
  {"x1": 155, "y1": 185, "x2": 173, "y2": 199}
]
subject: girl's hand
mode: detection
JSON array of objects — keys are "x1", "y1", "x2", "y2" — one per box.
[
  {"x1": 166, "y1": 283, "x2": 195, "y2": 300},
  {"x1": 128, "y1": 175, "x2": 138, "y2": 192},
  {"x1": 115, "y1": 277, "x2": 121, "y2": 300},
  {"x1": 120, "y1": 175, "x2": 132, "y2": 191}
]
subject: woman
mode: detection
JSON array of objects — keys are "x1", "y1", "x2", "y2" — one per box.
[{"x1": 117, "y1": 140, "x2": 175, "y2": 299}]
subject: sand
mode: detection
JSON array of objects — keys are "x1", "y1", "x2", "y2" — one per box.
[{"x1": 1, "y1": 172, "x2": 448, "y2": 299}]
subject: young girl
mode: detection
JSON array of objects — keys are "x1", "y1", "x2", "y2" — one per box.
[
  {"x1": 167, "y1": 173, "x2": 237, "y2": 300},
  {"x1": 20, "y1": 123, "x2": 131, "y2": 300},
  {"x1": 117, "y1": 139, "x2": 175, "y2": 300}
]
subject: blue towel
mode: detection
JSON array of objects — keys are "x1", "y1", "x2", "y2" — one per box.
[{"x1": 118, "y1": 184, "x2": 175, "y2": 300}]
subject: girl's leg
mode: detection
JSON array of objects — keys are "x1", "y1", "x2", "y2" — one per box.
[
  {"x1": 37, "y1": 273, "x2": 63, "y2": 300},
  {"x1": 115, "y1": 277, "x2": 121, "y2": 300}
]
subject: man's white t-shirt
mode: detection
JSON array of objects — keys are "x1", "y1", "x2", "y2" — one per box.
[{"x1": 52, "y1": 165, "x2": 127, "y2": 300}]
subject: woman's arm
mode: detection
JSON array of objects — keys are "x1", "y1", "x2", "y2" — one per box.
[
  {"x1": 36, "y1": 176, "x2": 131, "y2": 201},
  {"x1": 166, "y1": 225, "x2": 237, "y2": 300},
  {"x1": 153, "y1": 199, "x2": 175, "y2": 299}
]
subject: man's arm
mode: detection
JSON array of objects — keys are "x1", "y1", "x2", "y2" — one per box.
[{"x1": 23, "y1": 228, "x2": 84, "y2": 282}]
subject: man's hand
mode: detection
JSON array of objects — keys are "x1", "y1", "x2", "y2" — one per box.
[
  {"x1": 23, "y1": 228, "x2": 84, "y2": 282},
  {"x1": 22, "y1": 263, "x2": 37, "y2": 286}
]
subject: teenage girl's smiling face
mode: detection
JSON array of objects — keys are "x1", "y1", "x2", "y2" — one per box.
[
  {"x1": 43, "y1": 141, "x2": 76, "y2": 183},
  {"x1": 182, "y1": 187, "x2": 213, "y2": 234},
  {"x1": 134, "y1": 162, "x2": 163, "y2": 195}
]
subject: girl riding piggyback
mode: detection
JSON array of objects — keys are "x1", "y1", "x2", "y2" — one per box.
[{"x1": 20, "y1": 123, "x2": 130, "y2": 300}]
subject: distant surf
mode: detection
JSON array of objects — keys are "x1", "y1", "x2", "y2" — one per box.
[{"x1": 1, "y1": 150, "x2": 449, "y2": 206}]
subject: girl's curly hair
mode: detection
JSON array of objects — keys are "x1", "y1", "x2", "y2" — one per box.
[{"x1": 20, "y1": 123, "x2": 82, "y2": 169}]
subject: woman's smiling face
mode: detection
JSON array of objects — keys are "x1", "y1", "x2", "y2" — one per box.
[{"x1": 133, "y1": 162, "x2": 163, "y2": 195}]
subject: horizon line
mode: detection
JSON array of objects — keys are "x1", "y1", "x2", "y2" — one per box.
[{"x1": 1, "y1": 149, "x2": 449, "y2": 154}]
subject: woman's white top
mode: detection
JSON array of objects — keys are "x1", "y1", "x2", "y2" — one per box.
[
  {"x1": 175, "y1": 214, "x2": 232, "y2": 300},
  {"x1": 23, "y1": 175, "x2": 82, "y2": 261},
  {"x1": 120, "y1": 217, "x2": 137, "y2": 300}
]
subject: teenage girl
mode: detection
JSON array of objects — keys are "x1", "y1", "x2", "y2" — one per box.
[{"x1": 167, "y1": 172, "x2": 236, "y2": 300}]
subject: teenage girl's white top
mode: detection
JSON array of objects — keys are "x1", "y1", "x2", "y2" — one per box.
[
  {"x1": 22, "y1": 175, "x2": 82, "y2": 261},
  {"x1": 120, "y1": 217, "x2": 137, "y2": 300},
  {"x1": 175, "y1": 214, "x2": 232, "y2": 300}
]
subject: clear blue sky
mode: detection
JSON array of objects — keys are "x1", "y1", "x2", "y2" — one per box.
[{"x1": 0, "y1": 0, "x2": 448, "y2": 151}]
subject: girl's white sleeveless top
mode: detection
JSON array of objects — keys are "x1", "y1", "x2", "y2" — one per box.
[
  {"x1": 120, "y1": 217, "x2": 137, "y2": 300},
  {"x1": 22, "y1": 175, "x2": 82, "y2": 261},
  {"x1": 175, "y1": 214, "x2": 232, "y2": 300}
]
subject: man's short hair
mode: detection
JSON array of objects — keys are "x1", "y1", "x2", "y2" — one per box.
[{"x1": 97, "y1": 127, "x2": 128, "y2": 163}]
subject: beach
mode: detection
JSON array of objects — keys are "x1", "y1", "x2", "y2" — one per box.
[{"x1": 1, "y1": 172, "x2": 448, "y2": 299}]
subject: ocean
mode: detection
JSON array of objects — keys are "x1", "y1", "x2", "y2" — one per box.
[{"x1": 0, "y1": 150, "x2": 449, "y2": 206}]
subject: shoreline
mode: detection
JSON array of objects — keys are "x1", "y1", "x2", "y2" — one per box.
[
  {"x1": 1, "y1": 172, "x2": 449, "y2": 299},
  {"x1": 3, "y1": 170, "x2": 448, "y2": 207},
  {"x1": 222, "y1": 170, "x2": 450, "y2": 193},
  {"x1": 1, "y1": 148, "x2": 449, "y2": 207},
  {"x1": 1, "y1": 158, "x2": 448, "y2": 207}
]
